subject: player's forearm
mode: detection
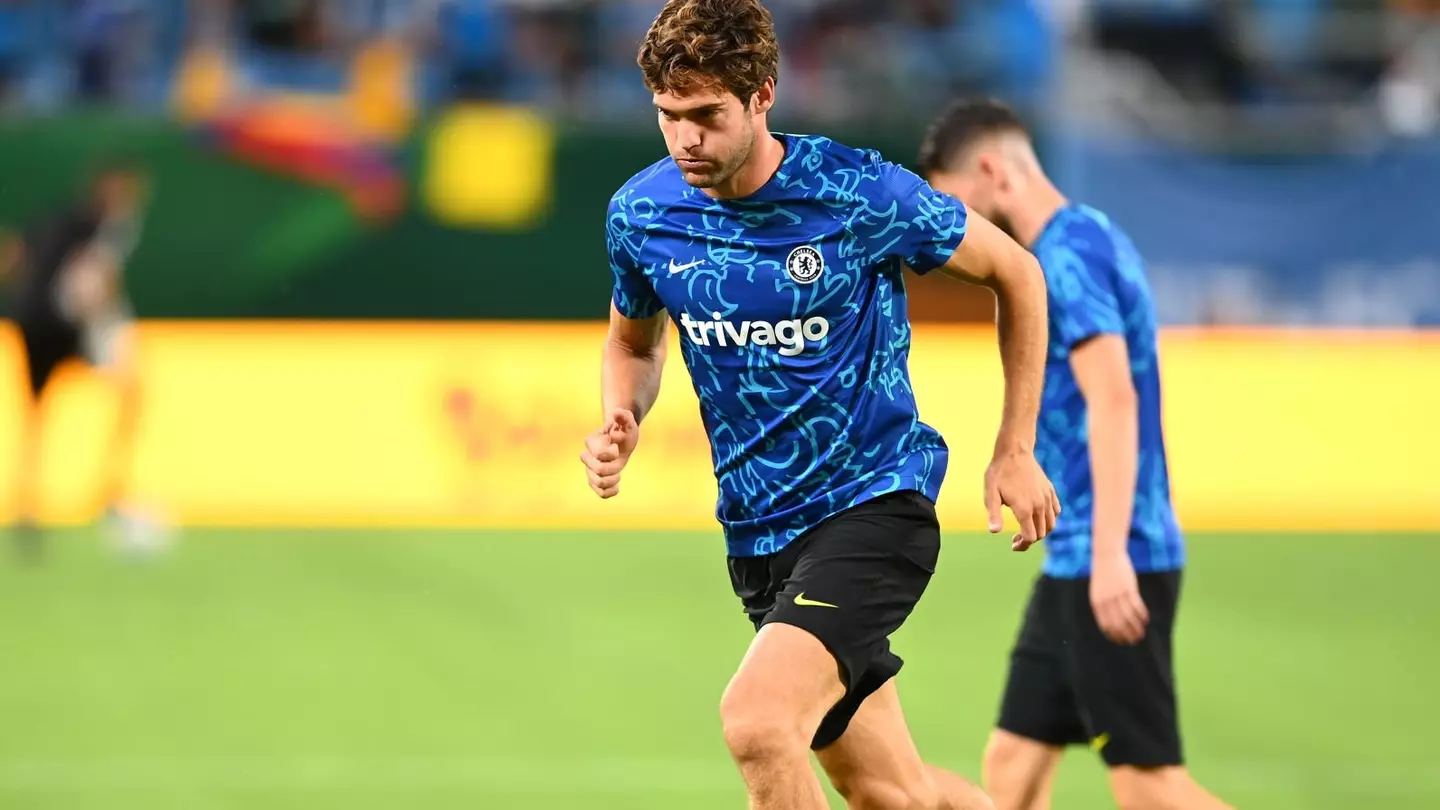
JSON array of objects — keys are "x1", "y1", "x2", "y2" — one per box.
[
  {"x1": 602, "y1": 335, "x2": 666, "y2": 424},
  {"x1": 1087, "y1": 395, "x2": 1139, "y2": 563},
  {"x1": 990, "y1": 254, "x2": 1048, "y2": 456}
]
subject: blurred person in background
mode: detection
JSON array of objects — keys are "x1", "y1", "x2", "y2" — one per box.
[
  {"x1": 1, "y1": 159, "x2": 160, "y2": 561},
  {"x1": 1382, "y1": 0, "x2": 1440, "y2": 136},
  {"x1": 920, "y1": 98, "x2": 1234, "y2": 810},
  {"x1": 582, "y1": 2, "x2": 1059, "y2": 808}
]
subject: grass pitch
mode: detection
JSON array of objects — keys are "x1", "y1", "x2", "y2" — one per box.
[{"x1": 1, "y1": 529, "x2": 1435, "y2": 809}]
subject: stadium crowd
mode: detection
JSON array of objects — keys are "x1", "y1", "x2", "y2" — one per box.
[{"x1": 0, "y1": 0, "x2": 1434, "y2": 132}]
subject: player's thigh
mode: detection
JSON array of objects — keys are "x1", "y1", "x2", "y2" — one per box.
[
  {"x1": 982, "y1": 729, "x2": 1063, "y2": 810},
  {"x1": 763, "y1": 490, "x2": 941, "y2": 750},
  {"x1": 1062, "y1": 571, "x2": 1185, "y2": 768},
  {"x1": 720, "y1": 621, "x2": 847, "y2": 754},
  {"x1": 815, "y1": 680, "x2": 935, "y2": 809},
  {"x1": 18, "y1": 322, "x2": 81, "y2": 402}
]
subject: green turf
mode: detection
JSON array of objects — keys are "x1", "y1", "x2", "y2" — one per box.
[{"x1": 1, "y1": 530, "x2": 1436, "y2": 809}]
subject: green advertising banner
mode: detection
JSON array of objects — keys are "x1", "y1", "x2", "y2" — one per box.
[{"x1": 0, "y1": 111, "x2": 921, "y2": 320}]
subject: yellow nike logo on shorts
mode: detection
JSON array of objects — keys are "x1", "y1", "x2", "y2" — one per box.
[
  {"x1": 793, "y1": 592, "x2": 838, "y2": 609},
  {"x1": 1090, "y1": 733, "x2": 1110, "y2": 752}
]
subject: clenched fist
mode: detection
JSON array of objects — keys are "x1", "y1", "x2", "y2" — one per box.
[{"x1": 580, "y1": 408, "x2": 641, "y2": 498}]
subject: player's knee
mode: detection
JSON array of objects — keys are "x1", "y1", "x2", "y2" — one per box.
[
  {"x1": 720, "y1": 715, "x2": 806, "y2": 764},
  {"x1": 980, "y1": 732, "x2": 1020, "y2": 786},
  {"x1": 718, "y1": 694, "x2": 808, "y2": 763},
  {"x1": 1110, "y1": 765, "x2": 1191, "y2": 810},
  {"x1": 834, "y1": 774, "x2": 943, "y2": 810},
  {"x1": 981, "y1": 730, "x2": 1053, "y2": 808}
]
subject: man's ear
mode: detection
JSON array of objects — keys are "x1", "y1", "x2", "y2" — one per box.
[{"x1": 750, "y1": 76, "x2": 776, "y2": 115}]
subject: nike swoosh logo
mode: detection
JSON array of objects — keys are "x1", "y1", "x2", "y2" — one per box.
[
  {"x1": 669, "y1": 258, "x2": 703, "y2": 274},
  {"x1": 793, "y1": 592, "x2": 838, "y2": 609}
]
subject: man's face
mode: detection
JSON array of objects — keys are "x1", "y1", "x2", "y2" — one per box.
[
  {"x1": 654, "y1": 85, "x2": 757, "y2": 190},
  {"x1": 928, "y1": 157, "x2": 1017, "y2": 240}
]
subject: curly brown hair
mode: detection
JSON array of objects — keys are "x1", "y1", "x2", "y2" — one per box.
[{"x1": 637, "y1": 0, "x2": 780, "y2": 104}]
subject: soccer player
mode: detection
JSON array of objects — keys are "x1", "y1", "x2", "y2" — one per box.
[
  {"x1": 3, "y1": 159, "x2": 156, "y2": 560},
  {"x1": 918, "y1": 98, "x2": 1235, "y2": 810},
  {"x1": 578, "y1": 2, "x2": 1060, "y2": 809}
]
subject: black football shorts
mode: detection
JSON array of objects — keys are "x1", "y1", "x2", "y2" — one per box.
[
  {"x1": 726, "y1": 489, "x2": 940, "y2": 750},
  {"x1": 17, "y1": 319, "x2": 83, "y2": 398},
  {"x1": 996, "y1": 570, "x2": 1185, "y2": 767}
]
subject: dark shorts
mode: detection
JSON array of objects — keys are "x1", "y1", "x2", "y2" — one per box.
[
  {"x1": 727, "y1": 490, "x2": 940, "y2": 751},
  {"x1": 16, "y1": 319, "x2": 83, "y2": 398},
  {"x1": 997, "y1": 570, "x2": 1184, "y2": 767}
]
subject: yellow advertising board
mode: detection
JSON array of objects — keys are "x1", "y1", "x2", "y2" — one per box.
[{"x1": 0, "y1": 322, "x2": 1434, "y2": 532}]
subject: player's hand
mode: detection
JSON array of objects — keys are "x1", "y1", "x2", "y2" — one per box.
[
  {"x1": 1090, "y1": 554, "x2": 1149, "y2": 645},
  {"x1": 580, "y1": 408, "x2": 641, "y2": 499},
  {"x1": 984, "y1": 450, "x2": 1060, "y2": 551}
]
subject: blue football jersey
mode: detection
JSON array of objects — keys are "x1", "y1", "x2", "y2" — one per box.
[
  {"x1": 1032, "y1": 204, "x2": 1184, "y2": 578},
  {"x1": 606, "y1": 134, "x2": 968, "y2": 557}
]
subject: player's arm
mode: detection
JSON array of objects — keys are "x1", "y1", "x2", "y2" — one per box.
[
  {"x1": 600, "y1": 198, "x2": 668, "y2": 426},
  {"x1": 584, "y1": 196, "x2": 668, "y2": 499},
  {"x1": 1040, "y1": 241, "x2": 1150, "y2": 644},
  {"x1": 586, "y1": 306, "x2": 666, "y2": 499},
  {"x1": 1073, "y1": 333, "x2": 1149, "y2": 644},
  {"x1": 935, "y1": 213, "x2": 1049, "y2": 467},
  {"x1": 1070, "y1": 334, "x2": 1139, "y2": 572},
  {"x1": 879, "y1": 161, "x2": 1058, "y2": 546},
  {"x1": 936, "y1": 215, "x2": 1058, "y2": 547},
  {"x1": 602, "y1": 303, "x2": 667, "y2": 425}
]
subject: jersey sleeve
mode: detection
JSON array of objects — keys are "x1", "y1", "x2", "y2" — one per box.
[
  {"x1": 861, "y1": 160, "x2": 968, "y2": 275},
  {"x1": 606, "y1": 194, "x2": 664, "y2": 319},
  {"x1": 1037, "y1": 242, "x2": 1125, "y2": 350}
]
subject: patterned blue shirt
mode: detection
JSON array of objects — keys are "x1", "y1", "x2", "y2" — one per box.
[
  {"x1": 606, "y1": 134, "x2": 968, "y2": 557},
  {"x1": 1033, "y1": 205, "x2": 1184, "y2": 578}
]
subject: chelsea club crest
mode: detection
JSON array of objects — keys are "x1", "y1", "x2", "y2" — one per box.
[{"x1": 785, "y1": 245, "x2": 824, "y2": 285}]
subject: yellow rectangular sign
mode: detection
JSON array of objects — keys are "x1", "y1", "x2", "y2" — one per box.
[{"x1": 1, "y1": 322, "x2": 1434, "y2": 533}]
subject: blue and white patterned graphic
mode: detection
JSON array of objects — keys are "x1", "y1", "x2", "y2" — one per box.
[
  {"x1": 1032, "y1": 204, "x2": 1185, "y2": 578},
  {"x1": 606, "y1": 134, "x2": 968, "y2": 557}
]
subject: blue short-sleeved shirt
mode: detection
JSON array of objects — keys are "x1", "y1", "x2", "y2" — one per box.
[{"x1": 607, "y1": 134, "x2": 968, "y2": 557}]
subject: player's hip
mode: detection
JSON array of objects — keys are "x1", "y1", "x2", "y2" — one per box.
[
  {"x1": 725, "y1": 488, "x2": 941, "y2": 624},
  {"x1": 717, "y1": 461, "x2": 946, "y2": 557},
  {"x1": 726, "y1": 488, "x2": 940, "y2": 751},
  {"x1": 998, "y1": 569, "x2": 1185, "y2": 767},
  {"x1": 1006, "y1": 569, "x2": 1185, "y2": 675},
  {"x1": 1039, "y1": 522, "x2": 1185, "y2": 578}
]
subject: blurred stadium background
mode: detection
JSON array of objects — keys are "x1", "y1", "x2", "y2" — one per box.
[{"x1": 0, "y1": 1, "x2": 1436, "y2": 808}]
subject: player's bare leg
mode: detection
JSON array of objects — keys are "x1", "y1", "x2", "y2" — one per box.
[
  {"x1": 818, "y1": 680, "x2": 994, "y2": 810},
  {"x1": 981, "y1": 729, "x2": 1063, "y2": 810},
  {"x1": 719, "y1": 622, "x2": 844, "y2": 810},
  {"x1": 1109, "y1": 766, "x2": 1235, "y2": 810},
  {"x1": 96, "y1": 324, "x2": 140, "y2": 511},
  {"x1": 91, "y1": 322, "x2": 165, "y2": 553}
]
